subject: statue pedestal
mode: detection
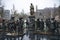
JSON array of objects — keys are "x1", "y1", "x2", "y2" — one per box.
[{"x1": 28, "y1": 15, "x2": 35, "y2": 31}]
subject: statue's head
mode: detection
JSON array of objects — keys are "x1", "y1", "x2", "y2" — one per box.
[{"x1": 31, "y1": 3, "x2": 33, "y2": 5}]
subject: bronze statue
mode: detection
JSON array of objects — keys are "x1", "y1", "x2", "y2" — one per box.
[{"x1": 30, "y1": 3, "x2": 34, "y2": 15}]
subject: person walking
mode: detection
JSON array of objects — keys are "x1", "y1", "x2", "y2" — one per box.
[
  {"x1": 36, "y1": 19, "x2": 40, "y2": 30},
  {"x1": 40, "y1": 19, "x2": 44, "y2": 31}
]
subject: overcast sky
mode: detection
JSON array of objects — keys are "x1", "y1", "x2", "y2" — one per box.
[{"x1": 2, "y1": 0, "x2": 60, "y2": 13}]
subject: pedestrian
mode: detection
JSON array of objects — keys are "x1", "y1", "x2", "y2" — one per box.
[
  {"x1": 40, "y1": 19, "x2": 44, "y2": 31},
  {"x1": 50, "y1": 18, "x2": 57, "y2": 33},
  {"x1": 36, "y1": 19, "x2": 40, "y2": 30},
  {"x1": 2, "y1": 20, "x2": 6, "y2": 33},
  {"x1": 45, "y1": 18, "x2": 51, "y2": 31},
  {"x1": 18, "y1": 18, "x2": 24, "y2": 33}
]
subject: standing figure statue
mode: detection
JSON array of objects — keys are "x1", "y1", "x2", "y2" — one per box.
[{"x1": 30, "y1": 3, "x2": 34, "y2": 15}]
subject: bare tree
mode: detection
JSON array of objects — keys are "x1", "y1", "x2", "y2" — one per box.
[{"x1": 58, "y1": 6, "x2": 60, "y2": 19}]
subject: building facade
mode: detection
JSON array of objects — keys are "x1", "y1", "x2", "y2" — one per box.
[
  {"x1": 35, "y1": 7, "x2": 59, "y2": 20},
  {"x1": 3, "y1": 10, "x2": 11, "y2": 20}
]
